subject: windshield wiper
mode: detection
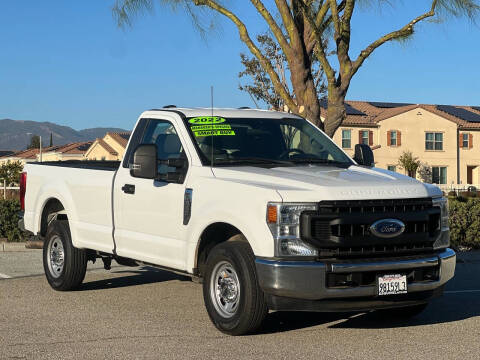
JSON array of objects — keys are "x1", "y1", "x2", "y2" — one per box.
[
  {"x1": 290, "y1": 158, "x2": 351, "y2": 166},
  {"x1": 213, "y1": 157, "x2": 294, "y2": 167}
]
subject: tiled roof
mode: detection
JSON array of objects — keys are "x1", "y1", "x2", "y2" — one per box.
[
  {"x1": 0, "y1": 142, "x2": 93, "y2": 159},
  {"x1": 107, "y1": 132, "x2": 131, "y2": 148},
  {"x1": 54, "y1": 141, "x2": 93, "y2": 154},
  {"x1": 96, "y1": 139, "x2": 118, "y2": 155},
  {"x1": 1, "y1": 147, "x2": 44, "y2": 159},
  {"x1": 322, "y1": 101, "x2": 480, "y2": 129}
]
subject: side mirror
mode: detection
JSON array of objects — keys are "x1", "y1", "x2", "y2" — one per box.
[
  {"x1": 157, "y1": 157, "x2": 187, "y2": 183},
  {"x1": 353, "y1": 144, "x2": 374, "y2": 167},
  {"x1": 130, "y1": 144, "x2": 157, "y2": 179},
  {"x1": 160, "y1": 158, "x2": 187, "y2": 169}
]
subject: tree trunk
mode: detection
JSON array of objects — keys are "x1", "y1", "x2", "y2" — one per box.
[
  {"x1": 288, "y1": 52, "x2": 323, "y2": 130},
  {"x1": 323, "y1": 88, "x2": 347, "y2": 137}
]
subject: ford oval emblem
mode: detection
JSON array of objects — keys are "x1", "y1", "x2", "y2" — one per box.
[{"x1": 370, "y1": 219, "x2": 405, "y2": 238}]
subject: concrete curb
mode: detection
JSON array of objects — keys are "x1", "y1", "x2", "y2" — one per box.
[{"x1": 0, "y1": 242, "x2": 35, "y2": 252}]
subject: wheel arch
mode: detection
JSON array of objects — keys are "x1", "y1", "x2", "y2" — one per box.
[
  {"x1": 39, "y1": 198, "x2": 67, "y2": 237},
  {"x1": 195, "y1": 222, "x2": 251, "y2": 277}
]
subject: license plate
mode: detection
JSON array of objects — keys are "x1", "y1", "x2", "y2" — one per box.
[{"x1": 378, "y1": 274, "x2": 407, "y2": 296}]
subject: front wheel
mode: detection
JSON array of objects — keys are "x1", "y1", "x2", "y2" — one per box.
[
  {"x1": 43, "y1": 220, "x2": 87, "y2": 291},
  {"x1": 202, "y1": 235, "x2": 268, "y2": 335}
]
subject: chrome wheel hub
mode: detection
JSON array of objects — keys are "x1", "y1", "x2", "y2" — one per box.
[
  {"x1": 47, "y1": 235, "x2": 65, "y2": 278},
  {"x1": 210, "y1": 261, "x2": 241, "y2": 318}
]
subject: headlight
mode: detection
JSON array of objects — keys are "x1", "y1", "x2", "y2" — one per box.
[
  {"x1": 433, "y1": 197, "x2": 450, "y2": 249},
  {"x1": 266, "y1": 202, "x2": 318, "y2": 257}
]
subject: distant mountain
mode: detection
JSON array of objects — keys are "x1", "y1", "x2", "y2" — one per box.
[{"x1": 0, "y1": 119, "x2": 129, "y2": 150}]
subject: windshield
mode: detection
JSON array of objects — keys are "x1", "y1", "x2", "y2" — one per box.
[{"x1": 185, "y1": 116, "x2": 353, "y2": 167}]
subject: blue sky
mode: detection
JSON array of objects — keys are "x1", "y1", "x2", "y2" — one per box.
[{"x1": 0, "y1": 1, "x2": 478, "y2": 130}]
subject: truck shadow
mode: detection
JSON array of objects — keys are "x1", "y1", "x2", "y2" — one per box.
[
  {"x1": 259, "y1": 311, "x2": 347, "y2": 334},
  {"x1": 77, "y1": 266, "x2": 190, "y2": 291},
  {"x1": 328, "y1": 293, "x2": 480, "y2": 329},
  {"x1": 259, "y1": 293, "x2": 480, "y2": 334}
]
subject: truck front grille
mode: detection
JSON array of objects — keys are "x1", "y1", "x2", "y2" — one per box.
[{"x1": 300, "y1": 198, "x2": 441, "y2": 259}]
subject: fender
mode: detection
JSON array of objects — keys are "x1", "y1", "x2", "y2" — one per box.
[
  {"x1": 185, "y1": 208, "x2": 275, "y2": 273},
  {"x1": 33, "y1": 182, "x2": 79, "y2": 246}
]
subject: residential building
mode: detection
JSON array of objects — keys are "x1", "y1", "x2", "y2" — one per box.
[
  {"x1": 39, "y1": 142, "x2": 93, "y2": 162},
  {"x1": 0, "y1": 142, "x2": 92, "y2": 165},
  {"x1": 329, "y1": 101, "x2": 480, "y2": 185},
  {"x1": 0, "y1": 148, "x2": 44, "y2": 166},
  {"x1": 84, "y1": 132, "x2": 131, "y2": 161}
]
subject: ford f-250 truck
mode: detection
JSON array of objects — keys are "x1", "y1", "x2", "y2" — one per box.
[{"x1": 19, "y1": 108, "x2": 455, "y2": 335}]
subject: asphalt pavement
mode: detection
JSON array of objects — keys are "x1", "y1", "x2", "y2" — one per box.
[{"x1": 1, "y1": 250, "x2": 480, "y2": 359}]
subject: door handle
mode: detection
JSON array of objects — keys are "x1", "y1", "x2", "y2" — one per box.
[{"x1": 122, "y1": 184, "x2": 135, "y2": 194}]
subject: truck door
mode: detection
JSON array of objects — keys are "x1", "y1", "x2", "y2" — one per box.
[{"x1": 113, "y1": 117, "x2": 190, "y2": 270}]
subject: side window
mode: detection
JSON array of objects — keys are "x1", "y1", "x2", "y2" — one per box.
[{"x1": 140, "y1": 120, "x2": 187, "y2": 174}]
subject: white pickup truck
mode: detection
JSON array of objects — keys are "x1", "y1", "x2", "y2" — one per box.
[{"x1": 19, "y1": 108, "x2": 455, "y2": 335}]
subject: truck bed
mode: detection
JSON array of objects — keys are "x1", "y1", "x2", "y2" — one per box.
[
  {"x1": 28, "y1": 160, "x2": 120, "y2": 171},
  {"x1": 23, "y1": 160, "x2": 118, "y2": 253}
]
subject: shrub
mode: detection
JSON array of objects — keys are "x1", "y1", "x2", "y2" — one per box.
[
  {"x1": 449, "y1": 197, "x2": 480, "y2": 249},
  {"x1": 447, "y1": 191, "x2": 457, "y2": 198},
  {"x1": 0, "y1": 199, "x2": 25, "y2": 242},
  {"x1": 459, "y1": 191, "x2": 477, "y2": 198}
]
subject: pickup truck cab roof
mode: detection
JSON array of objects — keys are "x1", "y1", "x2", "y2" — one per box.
[{"x1": 145, "y1": 107, "x2": 304, "y2": 119}]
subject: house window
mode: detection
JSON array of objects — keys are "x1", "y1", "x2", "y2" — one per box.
[
  {"x1": 360, "y1": 130, "x2": 369, "y2": 145},
  {"x1": 388, "y1": 130, "x2": 401, "y2": 146},
  {"x1": 462, "y1": 133, "x2": 469, "y2": 148},
  {"x1": 342, "y1": 129, "x2": 351, "y2": 148},
  {"x1": 425, "y1": 132, "x2": 443, "y2": 151},
  {"x1": 387, "y1": 165, "x2": 397, "y2": 172},
  {"x1": 432, "y1": 166, "x2": 447, "y2": 184},
  {"x1": 390, "y1": 131, "x2": 397, "y2": 146}
]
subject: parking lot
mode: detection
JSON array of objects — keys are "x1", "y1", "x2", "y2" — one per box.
[{"x1": 1, "y1": 250, "x2": 480, "y2": 359}]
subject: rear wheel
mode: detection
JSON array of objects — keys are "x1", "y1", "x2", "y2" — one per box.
[
  {"x1": 202, "y1": 235, "x2": 268, "y2": 335},
  {"x1": 43, "y1": 220, "x2": 87, "y2": 291}
]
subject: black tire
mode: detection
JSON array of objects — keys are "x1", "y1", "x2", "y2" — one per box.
[
  {"x1": 203, "y1": 235, "x2": 268, "y2": 335},
  {"x1": 43, "y1": 220, "x2": 87, "y2": 291},
  {"x1": 376, "y1": 303, "x2": 428, "y2": 319}
]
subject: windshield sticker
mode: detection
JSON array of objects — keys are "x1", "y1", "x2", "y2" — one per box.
[
  {"x1": 188, "y1": 116, "x2": 226, "y2": 125},
  {"x1": 193, "y1": 129, "x2": 236, "y2": 137},
  {"x1": 191, "y1": 124, "x2": 232, "y2": 131}
]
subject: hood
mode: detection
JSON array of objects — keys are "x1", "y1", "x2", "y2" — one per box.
[{"x1": 212, "y1": 165, "x2": 442, "y2": 202}]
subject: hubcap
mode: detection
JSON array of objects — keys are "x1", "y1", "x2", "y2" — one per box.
[
  {"x1": 210, "y1": 261, "x2": 241, "y2": 318},
  {"x1": 47, "y1": 235, "x2": 65, "y2": 278}
]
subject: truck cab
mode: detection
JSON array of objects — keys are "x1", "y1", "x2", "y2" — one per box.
[{"x1": 20, "y1": 108, "x2": 455, "y2": 335}]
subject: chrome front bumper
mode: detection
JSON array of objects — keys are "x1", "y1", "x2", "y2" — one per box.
[{"x1": 255, "y1": 248, "x2": 456, "y2": 302}]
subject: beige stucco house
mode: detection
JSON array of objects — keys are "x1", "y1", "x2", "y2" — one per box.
[
  {"x1": 39, "y1": 142, "x2": 93, "y2": 162},
  {"x1": 84, "y1": 132, "x2": 130, "y2": 161},
  {"x1": 330, "y1": 101, "x2": 480, "y2": 186},
  {"x1": 0, "y1": 148, "x2": 43, "y2": 166},
  {"x1": 0, "y1": 142, "x2": 92, "y2": 165}
]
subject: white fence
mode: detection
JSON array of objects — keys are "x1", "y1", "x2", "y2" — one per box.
[
  {"x1": 0, "y1": 185, "x2": 19, "y2": 200},
  {"x1": 437, "y1": 184, "x2": 480, "y2": 194}
]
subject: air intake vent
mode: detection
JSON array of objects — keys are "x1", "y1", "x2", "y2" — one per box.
[{"x1": 300, "y1": 198, "x2": 440, "y2": 259}]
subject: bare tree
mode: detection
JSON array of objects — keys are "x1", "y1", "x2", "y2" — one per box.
[
  {"x1": 238, "y1": 33, "x2": 326, "y2": 111},
  {"x1": 113, "y1": 0, "x2": 480, "y2": 136}
]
